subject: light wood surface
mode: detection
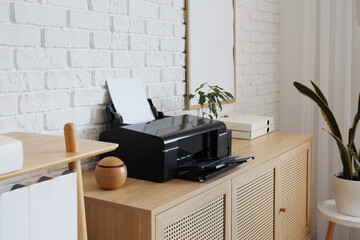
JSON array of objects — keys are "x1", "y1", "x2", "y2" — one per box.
[
  {"x1": 84, "y1": 132, "x2": 311, "y2": 214},
  {"x1": 156, "y1": 180, "x2": 231, "y2": 239},
  {"x1": 64, "y1": 123, "x2": 87, "y2": 240},
  {"x1": 326, "y1": 221, "x2": 335, "y2": 240},
  {"x1": 69, "y1": 160, "x2": 87, "y2": 240},
  {"x1": 86, "y1": 202, "x2": 151, "y2": 240},
  {"x1": 0, "y1": 132, "x2": 118, "y2": 181},
  {"x1": 64, "y1": 123, "x2": 80, "y2": 153},
  {"x1": 231, "y1": 159, "x2": 277, "y2": 239},
  {"x1": 278, "y1": 141, "x2": 312, "y2": 240}
]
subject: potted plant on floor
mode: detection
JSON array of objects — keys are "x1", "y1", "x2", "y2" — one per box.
[
  {"x1": 294, "y1": 81, "x2": 360, "y2": 216},
  {"x1": 188, "y1": 82, "x2": 234, "y2": 120}
]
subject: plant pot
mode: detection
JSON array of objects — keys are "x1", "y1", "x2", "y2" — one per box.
[{"x1": 333, "y1": 172, "x2": 360, "y2": 217}]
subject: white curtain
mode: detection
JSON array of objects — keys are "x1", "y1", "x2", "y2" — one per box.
[{"x1": 279, "y1": 0, "x2": 360, "y2": 239}]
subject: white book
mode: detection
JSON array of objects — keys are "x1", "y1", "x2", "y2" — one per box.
[
  {"x1": 219, "y1": 113, "x2": 274, "y2": 132},
  {"x1": 232, "y1": 125, "x2": 274, "y2": 140},
  {"x1": 0, "y1": 186, "x2": 29, "y2": 240}
]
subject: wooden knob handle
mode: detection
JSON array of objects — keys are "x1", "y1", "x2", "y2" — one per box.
[
  {"x1": 280, "y1": 208, "x2": 286, "y2": 212},
  {"x1": 64, "y1": 123, "x2": 79, "y2": 153}
]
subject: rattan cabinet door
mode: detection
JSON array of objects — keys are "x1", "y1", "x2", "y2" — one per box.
[
  {"x1": 232, "y1": 159, "x2": 277, "y2": 240},
  {"x1": 278, "y1": 142, "x2": 312, "y2": 240},
  {"x1": 155, "y1": 180, "x2": 231, "y2": 240}
]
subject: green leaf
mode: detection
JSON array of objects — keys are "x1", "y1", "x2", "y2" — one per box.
[
  {"x1": 294, "y1": 81, "x2": 343, "y2": 141},
  {"x1": 221, "y1": 93, "x2": 230, "y2": 103},
  {"x1": 190, "y1": 82, "x2": 234, "y2": 119},
  {"x1": 324, "y1": 129, "x2": 352, "y2": 179},
  {"x1": 199, "y1": 95, "x2": 206, "y2": 105},
  {"x1": 348, "y1": 93, "x2": 360, "y2": 148},
  {"x1": 211, "y1": 106, "x2": 218, "y2": 118},
  {"x1": 195, "y1": 82, "x2": 207, "y2": 92},
  {"x1": 224, "y1": 91, "x2": 234, "y2": 99},
  {"x1": 209, "y1": 95, "x2": 216, "y2": 105},
  {"x1": 219, "y1": 94, "x2": 227, "y2": 102},
  {"x1": 348, "y1": 145, "x2": 358, "y2": 160},
  {"x1": 310, "y1": 81, "x2": 328, "y2": 106},
  {"x1": 349, "y1": 145, "x2": 360, "y2": 179},
  {"x1": 216, "y1": 96, "x2": 222, "y2": 111}
]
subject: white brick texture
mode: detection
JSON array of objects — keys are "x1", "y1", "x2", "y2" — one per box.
[
  {"x1": 92, "y1": 32, "x2": 128, "y2": 50},
  {"x1": 45, "y1": 108, "x2": 91, "y2": 130},
  {"x1": 235, "y1": 0, "x2": 279, "y2": 122},
  {"x1": 0, "y1": 49, "x2": 13, "y2": 69},
  {"x1": 129, "y1": 1, "x2": 158, "y2": 19},
  {"x1": 0, "y1": 0, "x2": 279, "y2": 188},
  {"x1": 0, "y1": 2, "x2": 10, "y2": 22},
  {"x1": 42, "y1": 0, "x2": 88, "y2": 10},
  {"x1": 44, "y1": 29, "x2": 89, "y2": 48},
  {"x1": 0, "y1": 24, "x2": 40, "y2": 46},
  {"x1": 113, "y1": 52, "x2": 145, "y2": 68},
  {"x1": 0, "y1": 72, "x2": 43, "y2": 92},
  {"x1": 13, "y1": 3, "x2": 67, "y2": 27},
  {"x1": 90, "y1": 0, "x2": 127, "y2": 15},
  {"x1": 0, "y1": 95, "x2": 17, "y2": 116},
  {"x1": 19, "y1": 92, "x2": 70, "y2": 113},
  {"x1": 69, "y1": 11, "x2": 110, "y2": 31},
  {"x1": 70, "y1": 50, "x2": 111, "y2": 68},
  {"x1": 17, "y1": 48, "x2": 67, "y2": 69},
  {"x1": 46, "y1": 71, "x2": 92, "y2": 89}
]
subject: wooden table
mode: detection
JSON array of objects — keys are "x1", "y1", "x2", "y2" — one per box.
[
  {"x1": 0, "y1": 131, "x2": 118, "y2": 240},
  {"x1": 318, "y1": 200, "x2": 360, "y2": 240}
]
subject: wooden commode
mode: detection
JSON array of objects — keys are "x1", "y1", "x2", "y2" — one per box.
[{"x1": 83, "y1": 131, "x2": 312, "y2": 240}]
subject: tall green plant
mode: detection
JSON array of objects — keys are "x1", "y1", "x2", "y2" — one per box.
[
  {"x1": 294, "y1": 81, "x2": 360, "y2": 180},
  {"x1": 188, "y1": 82, "x2": 234, "y2": 120}
]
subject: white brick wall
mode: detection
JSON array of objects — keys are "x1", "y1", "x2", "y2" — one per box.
[{"x1": 0, "y1": 0, "x2": 279, "y2": 191}]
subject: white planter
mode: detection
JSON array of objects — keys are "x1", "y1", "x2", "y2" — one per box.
[{"x1": 333, "y1": 172, "x2": 360, "y2": 217}]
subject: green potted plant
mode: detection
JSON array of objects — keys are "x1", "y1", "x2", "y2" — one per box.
[
  {"x1": 294, "y1": 81, "x2": 360, "y2": 216},
  {"x1": 188, "y1": 82, "x2": 234, "y2": 120}
]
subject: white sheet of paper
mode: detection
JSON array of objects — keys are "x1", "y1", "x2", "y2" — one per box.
[{"x1": 107, "y1": 78, "x2": 155, "y2": 124}]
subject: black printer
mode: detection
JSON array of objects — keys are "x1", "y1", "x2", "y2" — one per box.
[{"x1": 100, "y1": 101, "x2": 248, "y2": 182}]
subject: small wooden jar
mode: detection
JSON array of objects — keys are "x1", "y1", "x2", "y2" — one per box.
[{"x1": 95, "y1": 156, "x2": 127, "y2": 190}]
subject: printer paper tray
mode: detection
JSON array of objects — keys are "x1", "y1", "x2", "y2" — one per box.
[{"x1": 176, "y1": 161, "x2": 242, "y2": 182}]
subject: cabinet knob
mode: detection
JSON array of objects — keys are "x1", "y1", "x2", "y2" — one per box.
[{"x1": 280, "y1": 208, "x2": 286, "y2": 212}]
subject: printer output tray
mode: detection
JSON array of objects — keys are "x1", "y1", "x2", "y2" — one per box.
[{"x1": 176, "y1": 156, "x2": 248, "y2": 182}]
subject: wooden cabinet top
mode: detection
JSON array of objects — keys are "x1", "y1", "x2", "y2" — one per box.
[
  {"x1": 83, "y1": 131, "x2": 312, "y2": 214},
  {"x1": 0, "y1": 132, "x2": 118, "y2": 181}
]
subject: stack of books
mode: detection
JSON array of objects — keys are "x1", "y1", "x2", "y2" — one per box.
[{"x1": 219, "y1": 113, "x2": 274, "y2": 140}]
